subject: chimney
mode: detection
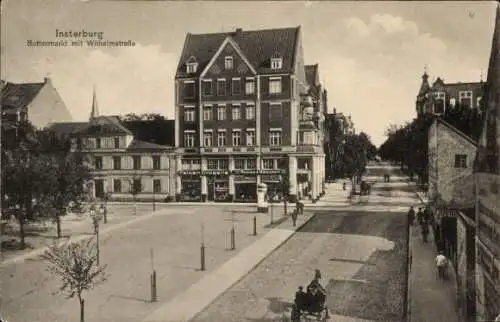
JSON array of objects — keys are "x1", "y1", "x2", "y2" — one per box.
[
  {"x1": 44, "y1": 76, "x2": 50, "y2": 84},
  {"x1": 235, "y1": 28, "x2": 242, "y2": 35}
]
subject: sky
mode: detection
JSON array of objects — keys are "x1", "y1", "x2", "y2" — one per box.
[{"x1": 1, "y1": 0, "x2": 497, "y2": 147}]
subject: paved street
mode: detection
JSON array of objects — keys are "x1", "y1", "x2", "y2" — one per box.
[
  {"x1": 193, "y1": 166, "x2": 416, "y2": 322},
  {"x1": 0, "y1": 204, "x2": 293, "y2": 322}
]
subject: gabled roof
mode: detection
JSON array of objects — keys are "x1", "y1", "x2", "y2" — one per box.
[
  {"x1": 49, "y1": 116, "x2": 133, "y2": 136},
  {"x1": 48, "y1": 122, "x2": 89, "y2": 135},
  {"x1": 436, "y1": 117, "x2": 478, "y2": 147},
  {"x1": 126, "y1": 139, "x2": 173, "y2": 151},
  {"x1": 176, "y1": 27, "x2": 301, "y2": 78},
  {"x1": 1, "y1": 81, "x2": 45, "y2": 110}
]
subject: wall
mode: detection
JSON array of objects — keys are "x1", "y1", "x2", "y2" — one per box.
[
  {"x1": 28, "y1": 80, "x2": 74, "y2": 128},
  {"x1": 428, "y1": 120, "x2": 438, "y2": 198}
]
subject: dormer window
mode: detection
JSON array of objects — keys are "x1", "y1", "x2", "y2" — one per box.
[
  {"x1": 186, "y1": 63, "x2": 198, "y2": 74},
  {"x1": 225, "y1": 56, "x2": 233, "y2": 70},
  {"x1": 271, "y1": 58, "x2": 283, "y2": 70}
]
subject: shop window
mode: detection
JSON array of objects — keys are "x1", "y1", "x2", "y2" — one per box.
[{"x1": 235, "y1": 159, "x2": 245, "y2": 169}]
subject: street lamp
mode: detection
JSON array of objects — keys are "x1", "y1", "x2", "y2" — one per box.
[{"x1": 89, "y1": 204, "x2": 102, "y2": 266}]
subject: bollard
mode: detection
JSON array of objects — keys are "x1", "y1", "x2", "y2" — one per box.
[
  {"x1": 230, "y1": 227, "x2": 236, "y2": 250},
  {"x1": 150, "y1": 270, "x2": 157, "y2": 302},
  {"x1": 253, "y1": 216, "x2": 257, "y2": 236},
  {"x1": 103, "y1": 209, "x2": 108, "y2": 224},
  {"x1": 200, "y1": 243, "x2": 206, "y2": 271}
]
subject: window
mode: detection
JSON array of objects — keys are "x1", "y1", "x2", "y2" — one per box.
[
  {"x1": 217, "y1": 106, "x2": 226, "y2": 120},
  {"x1": 477, "y1": 96, "x2": 482, "y2": 108},
  {"x1": 217, "y1": 130, "x2": 226, "y2": 146},
  {"x1": 303, "y1": 132, "x2": 314, "y2": 145},
  {"x1": 263, "y1": 159, "x2": 274, "y2": 169},
  {"x1": 459, "y1": 91, "x2": 473, "y2": 108},
  {"x1": 232, "y1": 105, "x2": 241, "y2": 120},
  {"x1": 113, "y1": 156, "x2": 121, "y2": 170},
  {"x1": 246, "y1": 130, "x2": 255, "y2": 146},
  {"x1": 202, "y1": 80, "x2": 212, "y2": 96},
  {"x1": 218, "y1": 159, "x2": 228, "y2": 169},
  {"x1": 186, "y1": 63, "x2": 197, "y2": 74},
  {"x1": 455, "y1": 154, "x2": 467, "y2": 168},
  {"x1": 94, "y1": 156, "x2": 103, "y2": 170},
  {"x1": 232, "y1": 130, "x2": 241, "y2": 146},
  {"x1": 232, "y1": 78, "x2": 241, "y2": 95},
  {"x1": 184, "y1": 107, "x2": 195, "y2": 122},
  {"x1": 207, "y1": 159, "x2": 218, "y2": 169},
  {"x1": 235, "y1": 159, "x2": 245, "y2": 169},
  {"x1": 225, "y1": 56, "x2": 233, "y2": 69},
  {"x1": 203, "y1": 106, "x2": 213, "y2": 121},
  {"x1": 114, "y1": 137, "x2": 120, "y2": 149},
  {"x1": 133, "y1": 155, "x2": 141, "y2": 170},
  {"x1": 113, "y1": 179, "x2": 122, "y2": 193},
  {"x1": 153, "y1": 156, "x2": 161, "y2": 170},
  {"x1": 203, "y1": 131, "x2": 213, "y2": 147},
  {"x1": 133, "y1": 179, "x2": 142, "y2": 193},
  {"x1": 269, "y1": 129, "x2": 282, "y2": 146},
  {"x1": 153, "y1": 179, "x2": 162, "y2": 193},
  {"x1": 247, "y1": 159, "x2": 256, "y2": 169},
  {"x1": 217, "y1": 79, "x2": 226, "y2": 96},
  {"x1": 245, "y1": 104, "x2": 255, "y2": 120},
  {"x1": 450, "y1": 98, "x2": 456, "y2": 107},
  {"x1": 269, "y1": 103, "x2": 282, "y2": 120},
  {"x1": 433, "y1": 92, "x2": 445, "y2": 114},
  {"x1": 245, "y1": 78, "x2": 255, "y2": 94},
  {"x1": 96, "y1": 138, "x2": 101, "y2": 149},
  {"x1": 184, "y1": 131, "x2": 195, "y2": 147},
  {"x1": 182, "y1": 158, "x2": 200, "y2": 170},
  {"x1": 271, "y1": 58, "x2": 283, "y2": 70},
  {"x1": 183, "y1": 81, "x2": 195, "y2": 98},
  {"x1": 269, "y1": 77, "x2": 282, "y2": 94}
]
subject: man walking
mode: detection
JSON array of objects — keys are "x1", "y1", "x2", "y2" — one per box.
[
  {"x1": 408, "y1": 206, "x2": 415, "y2": 225},
  {"x1": 291, "y1": 209, "x2": 298, "y2": 227},
  {"x1": 436, "y1": 252, "x2": 448, "y2": 279},
  {"x1": 416, "y1": 208, "x2": 424, "y2": 225}
]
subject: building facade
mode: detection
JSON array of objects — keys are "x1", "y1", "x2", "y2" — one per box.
[
  {"x1": 174, "y1": 27, "x2": 326, "y2": 202},
  {"x1": 474, "y1": 6, "x2": 500, "y2": 322},
  {"x1": 50, "y1": 92, "x2": 176, "y2": 203},
  {"x1": 416, "y1": 73, "x2": 485, "y2": 118}
]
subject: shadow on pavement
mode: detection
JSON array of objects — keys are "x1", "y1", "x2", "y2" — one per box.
[{"x1": 108, "y1": 294, "x2": 150, "y2": 304}]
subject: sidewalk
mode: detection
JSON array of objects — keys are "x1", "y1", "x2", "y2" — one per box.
[
  {"x1": 142, "y1": 212, "x2": 316, "y2": 322},
  {"x1": 409, "y1": 208, "x2": 462, "y2": 322}
]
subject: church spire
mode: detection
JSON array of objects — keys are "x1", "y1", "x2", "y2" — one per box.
[
  {"x1": 90, "y1": 84, "x2": 100, "y2": 119},
  {"x1": 417, "y1": 67, "x2": 430, "y2": 98}
]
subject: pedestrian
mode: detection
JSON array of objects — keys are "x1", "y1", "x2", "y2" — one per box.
[
  {"x1": 408, "y1": 206, "x2": 415, "y2": 225},
  {"x1": 421, "y1": 223, "x2": 429, "y2": 243},
  {"x1": 416, "y1": 208, "x2": 424, "y2": 225},
  {"x1": 423, "y1": 206, "x2": 431, "y2": 224},
  {"x1": 342, "y1": 182, "x2": 346, "y2": 191},
  {"x1": 291, "y1": 209, "x2": 298, "y2": 227},
  {"x1": 435, "y1": 252, "x2": 448, "y2": 279}
]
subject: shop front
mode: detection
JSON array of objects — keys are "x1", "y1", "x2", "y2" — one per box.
[
  {"x1": 261, "y1": 171, "x2": 285, "y2": 201},
  {"x1": 233, "y1": 169, "x2": 258, "y2": 202},
  {"x1": 204, "y1": 170, "x2": 230, "y2": 202},
  {"x1": 180, "y1": 171, "x2": 202, "y2": 201}
]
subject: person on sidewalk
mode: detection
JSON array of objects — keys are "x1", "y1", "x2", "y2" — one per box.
[
  {"x1": 435, "y1": 252, "x2": 448, "y2": 280},
  {"x1": 421, "y1": 222, "x2": 429, "y2": 243},
  {"x1": 408, "y1": 206, "x2": 415, "y2": 225},
  {"x1": 291, "y1": 210, "x2": 298, "y2": 227},
  {"x1": 416, "y1": 208, "x2": 424, "y2": 225},
  {"x1": 423, "y1": 206, "x2": 431, "y2": 224}
]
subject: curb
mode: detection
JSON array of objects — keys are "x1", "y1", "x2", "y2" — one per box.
[{"x1": 184, "y1": 213, "x2": 317, "y2": 322}]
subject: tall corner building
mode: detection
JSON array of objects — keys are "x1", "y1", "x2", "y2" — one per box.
[{"x1": 173, "y1": 26, "x2": 326, "y2": 202}]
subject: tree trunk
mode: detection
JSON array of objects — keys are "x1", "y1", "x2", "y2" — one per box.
[
  {"x1": 351, "y1": 177, "x2": 356, "y2": 194},
  {"x1": 56, "y1": 212, "x2": 62, "y2": 238},
  {"x1": 79, "y1": 295, "x2": 85, "y2": 322},
  {"x1": 18, "y1": 205, "x2": 26, "y2": 250}
]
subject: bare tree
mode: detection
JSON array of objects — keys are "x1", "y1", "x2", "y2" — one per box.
[{"x1": 42, "y1": 238, "x2": 107, "y2": 322}]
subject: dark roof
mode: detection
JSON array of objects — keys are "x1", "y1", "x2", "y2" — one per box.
[
  {"x1": 126, "y1": 139, "x2": 173, "y2": 151},
  {"x1": 176, "y1": 27, "x2": 301, "y2": 78},
  {"x1": 436, "y1": 117, "x2": 478, "y2": 147},
  {"x1": 123, "y1": 119, "x2": 175, "y2": 146},
  {"x1": 49, "y1": 122, "x2": 89, "y2": 135},
  {"x1": 86, "y1": 116, "x2": 133, "y2": 135},
  {"x1": 1, "y1": 81, "x2": 45, "y2": 110},
  {"x1": 305, "y1": 64, "x2": 318, "y2": 87}
]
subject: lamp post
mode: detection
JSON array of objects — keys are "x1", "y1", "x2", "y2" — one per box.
[
  {"x1": 230, "y1": 211, "x2": 236, "y2": 250},
  {"x1": 89, "y1": 204, "x2": 102, "y2": 266},
  {"x1": 200, "y1": 223, "x2": 205, "y2": 271}
]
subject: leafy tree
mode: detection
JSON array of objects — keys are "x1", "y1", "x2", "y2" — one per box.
[
  {"x1": 42, "y1": 238, "x2": 107, "y2": 322},
  {"x1": 33, "y1": 129, "x2": 92, "y2": 238},
  {"x1": 338, "y1": 133, "x2": 369, "y2": 193}
]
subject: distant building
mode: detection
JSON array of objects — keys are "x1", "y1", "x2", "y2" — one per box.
[
  {"x1": 1, "y1": 77, "x2": 73, "y2": 128},
  {"x1": 416, "y1": 72, "x2": 485, "y2": 118},
  {"x1": 473, "y1": 5, "x2": 500, "y2": 322},
  {"x1": 174, "y1": 26, "x2": 326, "y2": 203},
  {"x1": 50, "y1": 89, "x2": 176, "y2": 202}
]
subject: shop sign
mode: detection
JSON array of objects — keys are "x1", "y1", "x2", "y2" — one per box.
[
  {"x1": 235, "y1": 175, "x2": 257, "y2": 182},
  {"x1": 260, "y1": 169, "x2": 286, "y2": 175},
  {"x1": 180, "y1": 170, "x2": 201, "y2": 176},
  {"x1": 203, "y1": 170, "x2": 229, "y2": 176},
  {"x1": 232, "y1": 169, "x2": 258, "y2": 175},
  {"x1": 261, "y1": 174, "x2": 281, "y2": 182}
]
